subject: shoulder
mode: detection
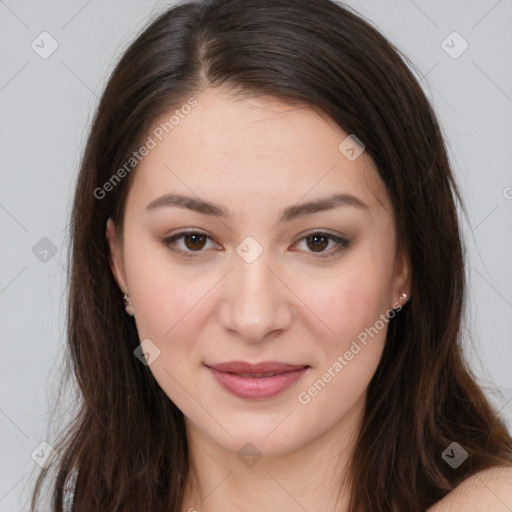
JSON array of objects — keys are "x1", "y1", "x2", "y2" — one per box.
[{"x1": 427, "y1": 465, "x2": 512, "y2": 512}]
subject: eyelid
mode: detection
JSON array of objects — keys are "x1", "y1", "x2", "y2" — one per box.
[
  {"x1": 163, "y1": 229, "x2": 219, "y2": 258},
  {"x1": 162, "y1": 229, "x2": 350, "y2": 258},
  {"x1": 291, "y1": 231, "x2": 350, "y2": 259}
]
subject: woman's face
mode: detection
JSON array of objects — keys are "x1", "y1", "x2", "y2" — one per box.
[{"x1": 107, "y1": 88, "x2": 410, "y2": 457}]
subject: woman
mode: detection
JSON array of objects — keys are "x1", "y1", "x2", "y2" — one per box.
[{"x1": 31, "y1": 0, "x2": 512, "y2": 510}]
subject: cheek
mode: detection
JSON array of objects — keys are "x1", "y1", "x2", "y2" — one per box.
[
  {"x1": 305, "y1": 265, "x2": 392, "y2": 344},
  {"x1": 318, "y1": 286, "x2": 389, "y2": 377},
  {"x1": 121, "y1": 234, "x2": 209, "y2": 345},
  {"x1": 297, "y1": 260, "x2": 394, "y2": 404},
  {"x1": 295, "y1": 275, "x2": 392, "y2": 420}
]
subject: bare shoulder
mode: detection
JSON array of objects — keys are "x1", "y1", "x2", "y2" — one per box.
[{"x1": 427, "y1": 465, "x2": 512, "y2": 512}]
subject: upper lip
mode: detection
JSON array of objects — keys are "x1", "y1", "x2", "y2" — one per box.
[{"x1": 206, "y1": 361, "x2": 308, "y2": 374}]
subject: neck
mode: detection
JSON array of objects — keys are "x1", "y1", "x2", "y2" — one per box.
[{"x1": 181, "y1": 396, "x2": 365, "y2": 512}]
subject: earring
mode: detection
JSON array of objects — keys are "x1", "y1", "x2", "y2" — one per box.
[
  {"x1": 123, "y1": 293, "x2": 135, "y2": 316},
  {"x1": 400, "y1": 292, "x2": 408, "y2": 302}
]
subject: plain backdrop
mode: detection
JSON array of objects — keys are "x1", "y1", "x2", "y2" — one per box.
[{"x1": 1, "y1": 0, "x2": 511, "y2": 509}]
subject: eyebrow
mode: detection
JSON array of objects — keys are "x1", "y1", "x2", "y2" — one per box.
[{"x1": 144, "y1": 192, "x2": 368, "y2": 222}]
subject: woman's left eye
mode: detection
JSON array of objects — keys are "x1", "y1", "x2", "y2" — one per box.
[
  {"x1": 293, "y1": 232, "x2": 350, "y2": 258},
  {"x1": 163, "y1": 231, "x2": 350, "y2": 258}
]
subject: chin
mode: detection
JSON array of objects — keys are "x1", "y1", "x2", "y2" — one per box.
[{"x1": 188, "y1": 411, "x2": 313, "y2": 459}]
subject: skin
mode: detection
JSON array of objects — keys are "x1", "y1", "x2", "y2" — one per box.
[
  {"x1": 427, "y1": 466, "x2": 512, "y2": 512},
  {"x1": 107, "y1": 88, "x2": 411, "y2": 511}
]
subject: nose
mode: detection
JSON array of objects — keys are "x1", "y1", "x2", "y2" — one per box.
[{"x1": 218, "y1": 250, "x2": 293, "y2": 343}]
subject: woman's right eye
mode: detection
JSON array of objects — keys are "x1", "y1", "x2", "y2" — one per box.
[{"x1": 163, "y1": 231, "x2": 218, "y2": 257}]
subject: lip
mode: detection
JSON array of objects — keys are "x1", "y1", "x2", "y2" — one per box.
[{"x1": 205, "y1": 361, "x2": 309, "y2": 399}]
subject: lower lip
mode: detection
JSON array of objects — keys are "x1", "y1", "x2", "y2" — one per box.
[{"x1": 207, "y1": 367, "x2": 308, "y2": 399}]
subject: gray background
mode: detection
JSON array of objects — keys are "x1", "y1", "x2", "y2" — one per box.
[{"x1": 1, "y1": 0, "x2": 511, "y2": 509}]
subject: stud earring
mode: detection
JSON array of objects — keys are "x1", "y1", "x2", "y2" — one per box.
[
  {"x1": 123, "y1": 293, "x2": 135, "y2": 316},
  {"x1": 400, "y1": 292, "x2": 408, "y2": 302}
]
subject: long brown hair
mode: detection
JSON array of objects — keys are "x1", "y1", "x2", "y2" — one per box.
[{"x1": 31, "y1": 0, "x2": 512, "y2": 510}]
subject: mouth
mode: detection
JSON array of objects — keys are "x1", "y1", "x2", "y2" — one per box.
[{"x1": 205, "y1": 361, "x2": 310, "y2": 399}]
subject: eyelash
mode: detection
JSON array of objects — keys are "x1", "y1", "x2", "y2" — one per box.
[{"x1": 162, "y1": 230, "x2": 350, "y2": 259}]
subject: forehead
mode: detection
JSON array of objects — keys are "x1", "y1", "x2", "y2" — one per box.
[{"x1": 127, "y1": 88, "x2": 392, "y2": 217}]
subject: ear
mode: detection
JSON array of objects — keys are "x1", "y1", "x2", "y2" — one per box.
[
  {"x1": 106, "y1": 217, "x2": 129, "y2": 294},
  {"x1": 391, "y1": 246, "x2": 411, "y2": 307}
]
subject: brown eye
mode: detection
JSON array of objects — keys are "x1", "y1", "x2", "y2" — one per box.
[
  {"x1": 183, "y1": 233, "x2": 207, "y2": 251},
  {"x1": 306, "y1": 234, "x2": 330, "y2": 252},
  {"x1": 163, "y1": 231, "x2": 216, "y2": 257},
  {"x1": 164, "y1": 230, "x2": 350, "y2": 259},
  {"x1": 294, "y1": 231, "x2": 350, "y2": 258}
]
